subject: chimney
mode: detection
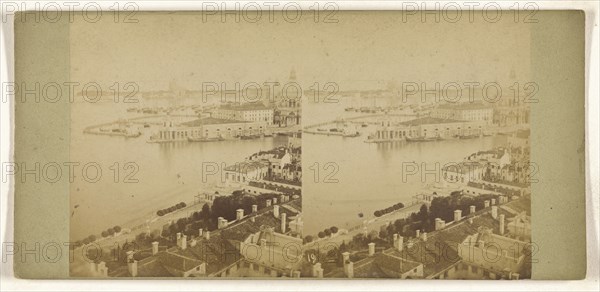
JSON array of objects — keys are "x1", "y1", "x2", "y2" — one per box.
[
  {"x1": 346, "y1": 262, "x2": 354, "y2": 278},
  {"x1": 416, "y1": 230, "x2": 420, "y2": 238},
  {"x1": 454, "y1": 210, "x2": 462, "y2": 222},
  {"x1": 98, "y1": 261, "x2": 108, "y2": 277},
  {"x1": 280, "y1": 194, "x2": 285, "y2": 203},
  {"x1": 273, "y1": 205, "x2": 280, "y2": 218},
  {"x1": 342, "y1": 252, "x2": 350, "y2": 267},
  {"x1": 396, "y1": 235, "x2": 404, "y2": 251},
  {"x1": 368, "y1": 242, "x2": 375, "y2": 256},
  {"x1": 499, "y1": 214, "x2": 505, "y2": 235},
  {"x1": 176, "y1": 232, "x2": 182, "y2": 246},
  {"x1": 491, "y1": 206, "x2": 498, "y2": 219},
  {"x1": 252, "y1": 204, "x2": 258, "y2": 213},
  {"x1": 198, "y1": 228, "x2": 203, "y2": 237},
  {"x1": 126, "y1": 250, "x2": 134, "y2": 261},
  {"x1": 312, "y1": 263, "x2": 322, "y2": 277},
  {"x1": 181, "y1": 235, "x2": 187, "y2": 250},
  {"x1": 152, "y1": 241, "x2": 159, "y2": 255},
  {"x1": 190, "y1": 239, "x2": 197, "y2": 247},
  {"x1": 435, "y1": 218, "x2": 442, "y2": 230},
  {"x1": 127, "y1": 259, "x2": 138, "y2": 277},
  {"x1": 484, "y1": 200, "x2": 490, "y2": 208},
  {"x1": 205, "y1": 230, "x2": 210, "y2": 240},
  {"x1": 421, "y1": 232, "x2": 427, "y2": 242},
  {"x1": 491, "y1": 198, "x2": 496, "y2": 205},
  {"x1": 236, "y1": 209, "x2": 244, "y2": 221},
  {"x1": 266, "y1": 199, "x2": 272, "y2": 207},
  {"x1": 273, "y1": 197, "x2": 278, "y2": 204},
  {"x1": 292, "y1": 270, "x2": 301, "y2": 278},
  {"x1": 469, "y1": 217, "x2": 473, "y2": 224},
  {"x1": 251, "y1": 215, "x2": 256, "y2": 222},
  {"x1": 280, "y1": 213, "x2": 287, "y2": 233},
  {"x1": 470, "y1": 205, "x2": 476, "y2": 214}
]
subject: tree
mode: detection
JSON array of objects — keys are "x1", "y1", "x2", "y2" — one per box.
[
  {"x1": 88, "y1": 235, "x2": 97, "y2": 242},
  {"x1": 101, "y1": 231, "x2": 109, "y2": 238},
  {"x1": 157, "y1": 210, "x2": 164, "y2": 216},
  {"x1": 318, "y1": 231, "x2": 325, "y2": 238},
  {"x1": 304, "y1": 235, "x2": 314, "y2": 243},
  {"x1": 330, "y1": 226, "x2": 338, "y2": 234},
  {"x1": 108, "y1": 228, "x2": 115, "y2": 235},
  {"x1": 114, "y1": 226, "x2": 122, "y2": 233},
  {"x1": 324, "y1": 229, "x2": 332, "y2": 236}
]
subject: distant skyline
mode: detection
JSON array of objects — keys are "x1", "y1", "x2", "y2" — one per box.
[{"x1": 70, "y1": 11, "x2": 531, "y2": 92}]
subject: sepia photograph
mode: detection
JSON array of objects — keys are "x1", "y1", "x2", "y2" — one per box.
[{"x1": 2, "y1": 2, "x2": 595, "y2": 289}]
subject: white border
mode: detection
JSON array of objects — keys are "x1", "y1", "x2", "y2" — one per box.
[{"x1": 1, "y1": 1, "x2": 598, "y2": 291}]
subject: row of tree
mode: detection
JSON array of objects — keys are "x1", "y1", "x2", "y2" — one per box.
[
  {"x1": 304, "y1": 226, "x2": 339, "y2": 243},
  {"x1": 373, "y1": 202, "x2": 405, "y2": 217},
  {"x1": 77, "y1": 225, "x2": 122, "y2": 246},
  {"x1": 156, "y1": 202, "x2": 187, "y2": 217}
]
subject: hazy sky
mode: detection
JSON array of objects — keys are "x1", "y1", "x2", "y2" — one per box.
[{"x1": 70, "y1": 11, "x2": 531, "y2": 91}]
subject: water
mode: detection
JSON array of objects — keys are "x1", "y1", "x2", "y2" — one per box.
[
  {"x1": 69, "y1": 100, "x2": 288, "y2": 241},
  {"x1": 302, "y1": 97, "x2": 506, "y2": 235}
]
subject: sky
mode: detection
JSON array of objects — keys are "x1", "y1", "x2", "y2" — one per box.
[{"x1": 70, "y1": 11, "x2": 532, "y2": 92}]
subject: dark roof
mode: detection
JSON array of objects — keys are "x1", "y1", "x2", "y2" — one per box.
[{"x1": 158, "y1": 250, "x2": 205, "y2": 272}]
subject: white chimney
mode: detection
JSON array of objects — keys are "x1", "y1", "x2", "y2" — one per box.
[
  {"x1": 273, "y1": 205, "x2": 280, "y2": 218},
  {"x1": 273, "y1": 197, "x2": 278, "y2": 204},
  {"x1": 128, "y1": 259, "x2": 138, "y2": 277},
  {"x1": 484, "y1": 200, "x2": 490, "y2": 208},
  {"x1": 280, "y1": 194, "x2": 285, "y2": 203},
  {"x1": 491, "y1": 206, "x2": 498, "y2": 219},
  {"x1": 499, "y1": 214, "x2": 505, "y2": 235},
  {"x1": 491, "y1": 198, "x2": 496, "y2": 205},
  {"x1": 252, "y1": 204, "x2": 258, "y2": 213},
  {"x1": 199, "y1": 228, "x2": 203, "y2": 237},
  {"x1": 205, "y1": 230, "x2": 210, "y2": 240},
  {"x1": 176, "y1": 232, "x2": 182, "y2": 246},
  {"x1": 368, "y1": 242, "x2": 375, "y2": 256},
  {"x1": 236, "y1": 209, "x2": 244, "y2": 220},
  {"x1": 470, "y1": 205, "x2": 476, "y2": 214},
  {"x1": 266, "y1": 199, "x2": 272, "y2": 207},
  {"x1": 152, "y1": 241, "x2": 159, "y2": 255},
  {"x1": 181, "y1": 235, "x2": 187, "y2": 250},
  {"x1": 280, "y1": 213, "x2": 287, "y2": 233},
  {"x1": 346, "y1": 262, "x2": 354, "y2": 278},
  {"x1": 396, "y1": 235, "x2": 404, "y2": 251},
  {"x1": 421, "y1": 232, "x2": 427, "y2": 242},
  {"x1": 416, "y1": 230, "x2": 420, "y2": 238},
  {"x1": 454, "y1": 210, "x2": 462, "y2": 222}
]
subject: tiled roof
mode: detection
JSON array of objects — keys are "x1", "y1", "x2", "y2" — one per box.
[{"x1": 158, "y1": 250, "x2": 204, "y2": 272}]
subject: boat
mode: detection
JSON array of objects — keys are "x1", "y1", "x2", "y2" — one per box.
[
  {"x1": 187, "y1": 136, "x2": 224, "y2": 142},
  {"x1": 361, "y1": 123, "x2": 368, "y2": 127},
  {"x1": 240, "y1": 135, "x2": 260, "y2": 140},
  {"x1": 457, "y1": 134, "x2": 480, "y2": 139},
  {"x1": 344, "y1": 107, "x2": 355, "y2": 112},
  {"x1": 406, "y1": 136, "x2": 442, "y2": 142}
]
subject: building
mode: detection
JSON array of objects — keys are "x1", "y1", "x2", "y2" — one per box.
[
  {"x1": 431, "y1": 102, "x2": 494, "y2": 124},
  {"x1": 224, "y1": 161, "x2": 270, "y2": 184},
  {"x1": 368, "y1": 117, "x2": 487, "y2": 142},
  {"x1": 148, "y1": 117, "x2": 268, "y2": 142},
  {"x1": 320, "y1": 197, "x2": 531, "y2": 280},
  {"x1": 210, "y1": 103, "x2": 274, "y2": 125}
]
